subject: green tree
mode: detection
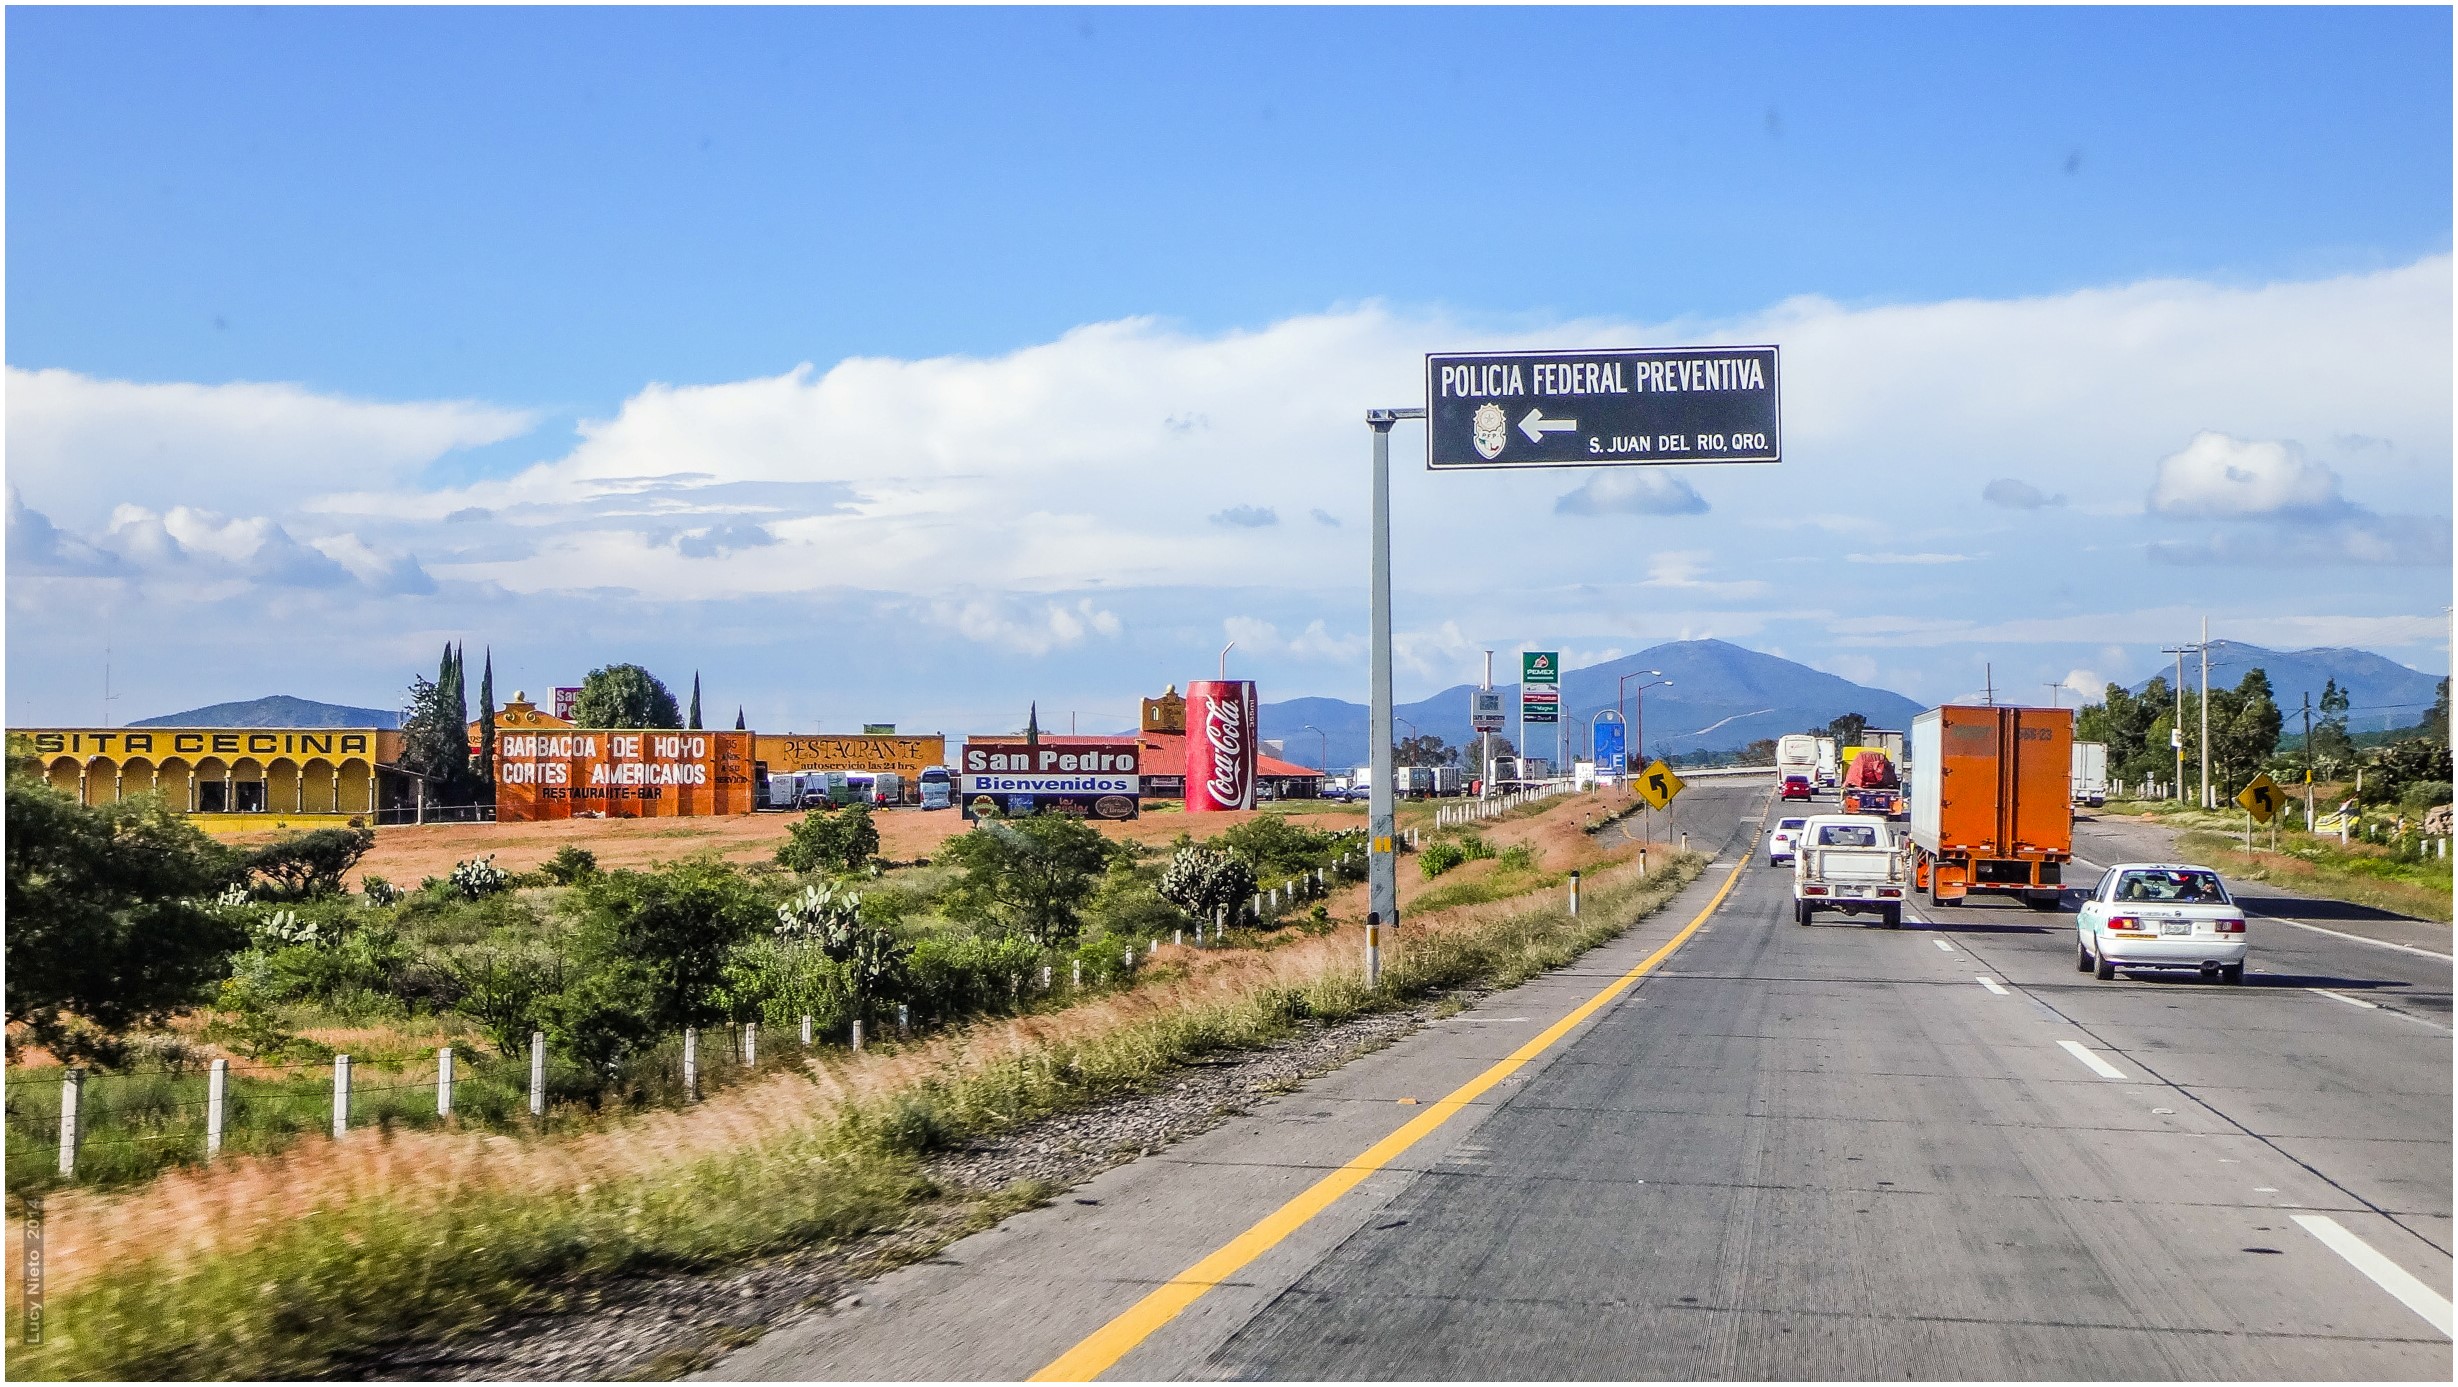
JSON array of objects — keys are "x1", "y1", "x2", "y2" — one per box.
[
  {"x1": 1823, "y1": 712, "x2": 1867, "y2": 747},
  {"x1": 476, "y1": 646, "x2": 498, "y2": 800},
  {"x1": 547, "y1": 861, "x2": 770, "y2": 1075},
  {"x1": 2421, "y1": 677, "x2": 2449, "y2": 744},
  {"x1": 6, "y1": 780, "x2": 247, "y2": 1064},
  {"x1": 938, "y1": 815, "x2": 1114, "y2": 945},
  {"x1": 570, "y1": 663, "x2": 683, "y2": 729},
  {"x1": 1394, "y1": 733, "x2": 1453, "y2": 768},
  {"x1": 245, "y1": 826, "x2": 378, "y2": 899},
  {"x1": 775, "y1": 805, "x2": 880, "y2": 875},
  {"x1": 2305, "y1": 677, "x2": 2355, "y2": 776},
  {"x1": 2078, "y1": 676, "x2": 2170, "y2": 784},
  {"x1": 2208, "y1": 668, "x2": 2283, "y2": 793},
  {"x1": 398, "y1": 648, "x2": 479, "y2": 804}
]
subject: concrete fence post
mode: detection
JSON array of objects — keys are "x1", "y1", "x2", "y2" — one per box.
[
  {"x1": 206, "y1": 1057, "x2": 229, "y2": 1158},
  {"x1": 332, "y1": 1054, "x2": 352, "y2": 1138},
  {"x1": 898, "y1": 1003, "x2": 910, "y2": 1037},
  {"x1": 744, "y1": 1022, "x2": 757, "y2": 1068},
  {"x1": 529, "y1": 1031, "x2": 546, "y2": 1120},
  {"x1": 436, "y1": 1047, "x2": 453, "y2": 1119},
  {"x1": 57, "y1": 1068, "x2": 83, "y2": 1177},
  {"x1": 1124, "y1": 947, "x2": 1135, "y2": 972},
  {"x1": 1175, "y1": 927, "x2": 1183, "y2": 948},
  {"x1": 852, "y1": 1019, "x2": 864, "y2": 1053},
  {"x1": 1071, "y1": 958, "x2": 1082, "y2": 990},
  {"x1": 683, "y1": 1026, "x2": 699, "y2": 1099},
  {"x1": 1041, "y1": 964, "x2": 1053, "y2": 991},
  {"x1": 801, "y1": 1014, "x2": 813, "y2": 1047}
]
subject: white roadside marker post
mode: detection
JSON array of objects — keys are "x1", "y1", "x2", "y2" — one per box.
[
  {"x1": 436, "y1": 1047, "x2": 453, "y2": 1120},
  {"x1": 207, "y1": 1057, "x2": 229, "y2": 1157}
]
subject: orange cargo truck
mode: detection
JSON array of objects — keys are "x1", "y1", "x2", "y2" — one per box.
[{"x1": 1906, "y1": 705, "x2": 2072, "y2": 908}]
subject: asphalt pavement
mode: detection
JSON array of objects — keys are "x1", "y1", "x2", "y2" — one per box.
[{"x1": 712, "y1": 779, "x2": 2451, "y2": 1381}]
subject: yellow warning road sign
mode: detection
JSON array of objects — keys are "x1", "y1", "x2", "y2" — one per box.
[
  {"x1": 1635, "y1": 759, "x2": 1686, "y2": 810},
  {"x1": 2236, "y1": 773, "x2": 2286, "y2": 824}
]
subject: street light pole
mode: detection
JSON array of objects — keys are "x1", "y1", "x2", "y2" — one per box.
[
  {"x1": 2161, "y1": 643, "x2": 2192, "y2": 801},
  {"x1": 2199, "y1": 616, "x2": 2212, "y2": 809},
  {"x1": 1617, "y1": 670, "x2": 1661, "y2": 785},
  {"x1": 1301, "y1": 723, "x2": 1329, "y2": 775},
  {"x1": 1364, "y1": 406, "x2": 1423, "y2": 989}
]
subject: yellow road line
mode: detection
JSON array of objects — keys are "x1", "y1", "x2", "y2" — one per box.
[{"x1": 1031, "y1": 839, "x2": 1758, "y2": 1382}]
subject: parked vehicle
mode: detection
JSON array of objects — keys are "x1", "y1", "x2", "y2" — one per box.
[
  {"x1": 1767, "y1": 816, "x2": 1808, "y2": 866},
  {"x1": 1776, "y1": 734, "x2": 1819, "y2": 785},
  {"x1": 1906, "y1": 705, "x2": 2073, "y2": 909},
  {"x1": 1815, "y1": 738, "x2": 1839, "y2": 789},
  {"x1": 763, "y1": 769, "x2": 803, "y2": 810},
  {"x1": 2075, "y1": 863, "x2": 2247, "y2": 983},
  {"x1": 1428, "y1": 766, "x2": 1463, "y2": 797},
  {"x1": 1862, "y1": 728, "x2": 1907, "y2": 769},
  {"x1": 2072, "y1": 741, "x2": 2109, "y2": 808},
  {"x1": 1792, "y1": 814, "x2": 1906, "y2": 926},
  {"x1": 868, "y1": 771, "x2": 906, "y2": 807},
  {"x1": 1781, "y1": 774, "x2": 1814, "y2": 801},
  {"x1": 1839, "y1": 750, "x2": 1903, "y2": 819},
  {"x1": 918, "y1": 767, "x2": 954, "y2": 810}
]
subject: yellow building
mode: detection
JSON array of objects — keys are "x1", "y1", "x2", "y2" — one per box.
[{"x1": 8, "y1": 726, "x2": 405, "y2": 832}]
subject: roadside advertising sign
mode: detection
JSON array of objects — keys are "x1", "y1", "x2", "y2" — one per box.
[
  {"x1": 1185, "y1": 680, "x2": 1259, "y2": 813},
  {"x1": 495, "y1": 730, "x2": 756, "y2": 822},
  {"x1": 959, "y1": 739, "x2": 1140, "y2": 821},
  {"x1": 552, "y1": 687, "x2": 582, "y2": 721},
  {"x1": 1594, "y1": 715, "x2": 1627, "y2": 776},
  {"x1": 1471, "y1": 690, "x2": 1506, "y2": 733},
  {"x1": 1425, "y1": 347, "x2": 1781, "y2": 469},
  {"x1": 1521, "y1": 651, "x2": 1559, "y2": 685},
  {"x1": 757, "y1": 733, "x2": 947, "y2": 778},
  {"x1": 1521, "y1": 690, "x2": 1560, "y2": 726},
  {"x1": 1521, "y1": 651, "x2": 1560, "y2": 724}
]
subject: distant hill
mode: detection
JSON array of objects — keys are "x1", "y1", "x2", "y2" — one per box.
[
  {"x1": 1262, "y1": 639, "x2": 1924, "y2": 771},
  {"x1": 131, "y1": 695, "x2": 400, "y2": 729},
  {"x1": 2126, "y1": 642, "x2": 2443, "y2": 734}
]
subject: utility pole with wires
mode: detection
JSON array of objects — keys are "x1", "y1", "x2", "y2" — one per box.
[
  {"x1": 2199, "y1": 617, "x2": 2212, "y2": 809},
  {"x1": 2043, "y1": 682, "x2": 2064, "y2": 708},
  {"x1": 2301, "y1": 692, "x2": 2315, "y2": 831},
  {"x1": 1984, "y1": 663, "x2": 1996, "y2": 707},
  {"x1": 2160, "y1": 642, "x2": 2195, "y2": 802}
]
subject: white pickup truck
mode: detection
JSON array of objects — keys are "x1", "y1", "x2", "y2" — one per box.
[{"x1": 1792, "y1": 814, "x2": 1907, "y2": 928}]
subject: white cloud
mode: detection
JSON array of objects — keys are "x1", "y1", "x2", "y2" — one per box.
[
  {"x1": 1982, "y1": 478, "x2": 2064, "y2": 509},
  {"x1": 1845, "y1": 552, "x2": 1973, "y2": 565},
  {"x1": 5, "y1": 367, "x2": 535, "y2": 528},
  {"x1": 2063, "y1": 668, "x2": 2105, "y2": 698},
  {"x1": 2147, "y1": 432, "x2": 2346, "y2": 519},
  {"x1": 928, "y1": 595, "x2": 1122, "y2": 655},
  {"x1": 1553, "y1": 471, "x2": 1709, "y2": 516},
  {"x1": 1224, "y1": 616, "x2": 1364, "y2": 664},
  {"x1": 1641, "y1": 551, "x2": 1769, "y2": 598}
]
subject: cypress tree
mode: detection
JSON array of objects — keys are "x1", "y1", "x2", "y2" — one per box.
[
  {"x1": 735, "y1": 706, "x2": 747, "y2": 730},
  {"x1": 478, "y1": 646, "x2": 498, "y2": 800},
  {"x1": 446, "y1": 643, "x2": 472, "y2": 800},
  {"x1": 689, "y1": 672, "x2": 703, "y2": 730}
]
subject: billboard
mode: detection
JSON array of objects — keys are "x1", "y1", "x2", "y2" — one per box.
[
  {"x1": 959, "y1": 738, "x2": 1141, "y2": 821},
  {"x1": 553, "y1": 687, "x2": 582, "y2": 721},
  {"x1": 1185, "y1": 680, "x2": 1257, "y2": 813},
  {"x1": 495, "y1": 730, "x2": 756, "y2": 822},
  {"x1": 757, "y1": 733, "x2": 947, "y2": 777}
]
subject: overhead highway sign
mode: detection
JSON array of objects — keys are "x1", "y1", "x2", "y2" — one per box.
[{"x1": 1426, "y1": 346, "x2": 1781, "y2": 469}]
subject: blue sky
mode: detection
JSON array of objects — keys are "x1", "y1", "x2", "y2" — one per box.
[{"x1": 7, "y1": 6, "x2": 2452, "y2": 734}]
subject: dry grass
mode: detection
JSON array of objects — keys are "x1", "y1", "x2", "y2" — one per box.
[{"x1": 10, "y1": 793, "x2": 1698, "y2": 1377}]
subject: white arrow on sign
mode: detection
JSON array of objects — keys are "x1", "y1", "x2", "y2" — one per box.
[{"x1": 1518, "y1": 407, "x2": 1579, "y2": 443}]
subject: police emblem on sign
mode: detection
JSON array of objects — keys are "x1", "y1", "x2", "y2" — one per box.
[{"x1": 1471, "y1": 402, "x2": 1508, "y2": 460}]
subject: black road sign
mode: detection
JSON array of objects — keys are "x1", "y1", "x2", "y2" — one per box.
[{"x1": 1426, "y1": 346, "x2": 1781, "y2": 469}]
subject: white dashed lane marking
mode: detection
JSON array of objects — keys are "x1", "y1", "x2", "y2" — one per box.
[
  {"x1": 1976, "y1": 976, "x2": 2009, "y2": 995},
  {"x1": 2056, "y1": 1039, "x2": 2130, "y2": 1080},
  {"x1": 2292, "y1": 1214, "x2": 2455, "y2": 1339}
]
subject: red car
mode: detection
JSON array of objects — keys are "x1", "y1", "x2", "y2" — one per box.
[{"x1": 1781, "y1": 774, "x2": 1813, "y2": 801}]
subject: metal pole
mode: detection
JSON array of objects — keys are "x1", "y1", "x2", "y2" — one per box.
[
  {"x1": 1365, "y1": 408, "x2": 1419, "y2": 985},
  {"x1": 2199, "y1": 616, "x2": 2211, "y2": 809},
  {"x1": 2303, "y1": 692, "x2": 2316, "y2": 831}
]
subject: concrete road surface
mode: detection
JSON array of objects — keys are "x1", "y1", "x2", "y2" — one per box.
[{"x1": 711, "y1": 777, "x2": 2450, "y2": 1381}]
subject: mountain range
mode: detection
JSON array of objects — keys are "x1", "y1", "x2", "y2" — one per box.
[
  {"x1": 1262, "y1": 639, "x2": 1924, "y2": 772},
  {"x1": 2125, "y1": 642, "x2": 2444, "y2": 734},
  {"x1": 131, "y1": 695, "x2": 401, "y2": 729}
]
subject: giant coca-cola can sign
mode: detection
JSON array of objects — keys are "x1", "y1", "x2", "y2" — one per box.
[{"x1": 1185, "y1": 680, "x2": 1257, "y2": 813}]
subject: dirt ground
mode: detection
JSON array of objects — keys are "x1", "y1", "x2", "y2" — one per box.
[{"x1": 224, "y1": 802, "x2": 1389, "y2": 889}]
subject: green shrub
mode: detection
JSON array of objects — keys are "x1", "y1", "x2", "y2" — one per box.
[
  {"x1": 1214, "y1": 814, "x2": 1351, "y2": 878},
  {"x1": 904, "y1": 932, "x2": 1044, "y2": 1022},
  {"x1": 937, "y1": 815, "x2": 1114, "y2": 945},
  {"x1": 776, "y1": 805, "x2": 880, "y2": 875},
  {"x1": 539, "y1": 846, "x2": 600, "y2": 885},
  {"x1": 1157, "y1": 844, "x2": 1256, "y2": 921},
  {"x1": 245, "y1": 826, "x2": 377, "y2": 900},
  {"x1": 450, "y1": 855, "x2": 512, "y2": 899}
]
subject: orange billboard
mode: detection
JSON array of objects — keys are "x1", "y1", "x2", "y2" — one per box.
[{"x1": 495, "y1": 730, "x2": 756, "y2": 822}]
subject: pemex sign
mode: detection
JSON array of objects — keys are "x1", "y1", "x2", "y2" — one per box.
[{"x1": 1521, "y1": 651, "x2": 1559, "y2": 726}]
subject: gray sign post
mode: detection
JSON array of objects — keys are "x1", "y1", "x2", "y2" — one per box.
[{"x1": 1363, "y1": 346, "x2": 1777, "y2": 988}]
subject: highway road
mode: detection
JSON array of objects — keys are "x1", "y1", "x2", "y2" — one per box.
[{"x1": 711, "y1": 777, "x2": 2451, "y2": 1381}]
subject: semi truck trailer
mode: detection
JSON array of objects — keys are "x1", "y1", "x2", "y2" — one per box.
[
  {"x1": 1906, "y1": 705, "x2": 2073, "y2": 909},
  {"x1": 2071, "y1": 741, "x2": 2109, "y2": 808}
]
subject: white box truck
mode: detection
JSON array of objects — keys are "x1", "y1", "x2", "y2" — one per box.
[
  {"x1": 1815, "y1": 737, "x2": 1840, "y2": 788},
  {"x1": 2071, "y1": 741, "x2": 2109, "y2": 808},
  {"x1": 1776, "y1": 734, "x2": 1820, "y2": 781}
]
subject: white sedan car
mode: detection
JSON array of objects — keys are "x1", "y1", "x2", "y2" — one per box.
[
  {"x1": 1767, "y1": 817, "x2": 1808, "y2": 866},
  {"x1": 2076, "y1": 863, "x2": 2249, "y2": 984}
]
